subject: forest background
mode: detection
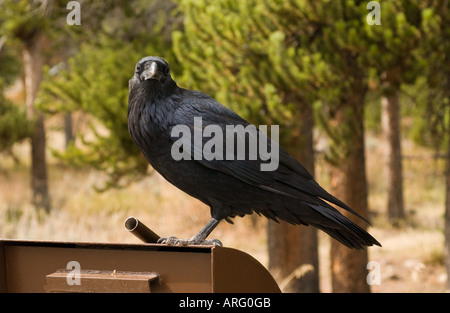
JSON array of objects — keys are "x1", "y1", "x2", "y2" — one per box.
[{"x1": 1, "y1": 0, "x2": 449, "y2": 292}]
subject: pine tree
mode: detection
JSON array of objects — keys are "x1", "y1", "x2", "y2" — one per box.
[
  {"x1": 39, "y1": 1, "x2": 180, "y2": 189},
  {"x1": 173, "y1": 0, "x2": 326, "y2": 292},
  {"x1": 0, "y1": 81, "x2": 30, "y2": 155},
  {"x1": 294, "y1": 0, "x2": 374, "y2": 292},
  {"x1": 363, "y1": 1, "x2": 422, "y2": 223},
  {"x1": 0, "y1": 32, "x2": 29, "y2": 157},
  {"x1": 411, "y1": 1, "x2": 450, "y2": 290},
  {"x1": 1, "y1": 0, "x2": 129, "y2": 209},
  {"x1": 0, "y1": 0, "x2": 55, "y2": 211}
]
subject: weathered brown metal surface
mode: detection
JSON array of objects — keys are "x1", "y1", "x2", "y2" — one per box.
[
  {"x1": 0, "y1": 239, "x2": 280, "y2": 293},
  {"x1": 45, "y1": 269, "x2": 160, "y2": 293}
]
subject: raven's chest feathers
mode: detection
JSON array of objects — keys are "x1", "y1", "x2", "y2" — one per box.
[{"x1": 128, "y1": 88, "x2": 177, "y2": 161}]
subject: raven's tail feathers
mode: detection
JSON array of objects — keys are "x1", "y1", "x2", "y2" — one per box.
[{"x1": 306, "y1": 203, "x2": 381, "y2": 249}]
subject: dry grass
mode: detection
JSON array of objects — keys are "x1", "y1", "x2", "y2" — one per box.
[{"x1": 0, "y1": 131, "x2": 447, "y2": 292}]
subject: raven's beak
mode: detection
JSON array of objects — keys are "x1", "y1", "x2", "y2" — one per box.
[{"x1": 142, "y1": 62, "x2": 162, "y2": 81}]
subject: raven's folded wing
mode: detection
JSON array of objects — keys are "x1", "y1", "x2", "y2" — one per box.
[{"x1": 170, "y1": 91, "x2": 369, "y2": 224}]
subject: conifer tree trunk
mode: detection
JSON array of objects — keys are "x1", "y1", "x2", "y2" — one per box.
[
  {"x1": 64, "y1": 112, "x2": 75, "y2": 148},
  {"x1": 268, "y1": 94, "x2": 319, "y2": 293},
  {"x1": 445, "y1": 83, "x2": 450, "y2": 289},
  {"x1": 445, "y1": 129, "x2": 450, "y2": 290},
  {"x1": 381, "y1": 70, "x2": 404, "y2": 222},
  {"x1": 329, "y1": 77, "x2": 370, "y2": 293},
  {"x1": 23, "y1": 33, "x2": 50, "y2": 211}
]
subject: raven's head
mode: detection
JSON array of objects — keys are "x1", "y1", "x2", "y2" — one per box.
[{"x1": 129, "y1": 56, "x2": 173, "y2": 91}]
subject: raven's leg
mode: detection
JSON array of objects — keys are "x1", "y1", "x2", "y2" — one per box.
[
  {"x1": 189, "y1": 218, "x2": 221, "y2": 244},
  {"x1": 157, "y1": 218, "x2": 222, "y2": 246}
]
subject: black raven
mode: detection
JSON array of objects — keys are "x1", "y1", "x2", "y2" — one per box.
[{"x1": 128, "y1": 56, "x2": 381, "y2": 249}]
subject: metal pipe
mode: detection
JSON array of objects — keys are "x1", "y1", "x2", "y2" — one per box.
[{"x1": 124, "y1": 216, "x2": 160, "y2": 244}]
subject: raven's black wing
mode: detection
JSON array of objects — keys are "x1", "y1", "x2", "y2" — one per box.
[{"x1": 170, "y1": 90, "x2": 369, "y2": 224}]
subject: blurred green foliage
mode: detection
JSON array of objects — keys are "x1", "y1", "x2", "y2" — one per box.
[
  {"x1": 38, "y1": 0, "x2": 181, "y2": 189},
  {"x1": 0, "y1": 0, "x2": 449, "y2": 188},
  {"x1": 0, "y1": 81, "x2": 30, "y2": 153}
]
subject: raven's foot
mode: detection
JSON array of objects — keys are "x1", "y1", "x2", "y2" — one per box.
[{"x1": 157, "y1": 236, "x2": 222, "y2": 247}]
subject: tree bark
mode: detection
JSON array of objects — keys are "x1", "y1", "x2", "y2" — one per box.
[
  {"x1": 267, "y1": 94, "x2": 319, "y2": 293},
  {"x1": 23, "y1": 33, "x2": 50, "y2": 211},
  {"x1": 329, "y1": 80, "x2": 370, "y2": 293},
  {"x1": 64, "y1": 112, "x2": 75, "y2": 148},
  {"x1": 445, "y1": 123, "x2": 450, "y2": 290},
  {"x1": 381, "y1": 72, "x2": 405, "y2": 222}
]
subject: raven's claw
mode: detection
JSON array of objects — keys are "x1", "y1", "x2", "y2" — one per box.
[{"x1": 157, "y1": 236, "x2": 222, "y2": 247}]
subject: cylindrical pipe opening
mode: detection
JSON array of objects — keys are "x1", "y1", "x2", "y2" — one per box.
[
  {"x1": 124, "y1": 216, "x2": 139, "y2": 231},
  {"x1": 124, "y1": 216, "x2": 160, "y2": 244}
]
